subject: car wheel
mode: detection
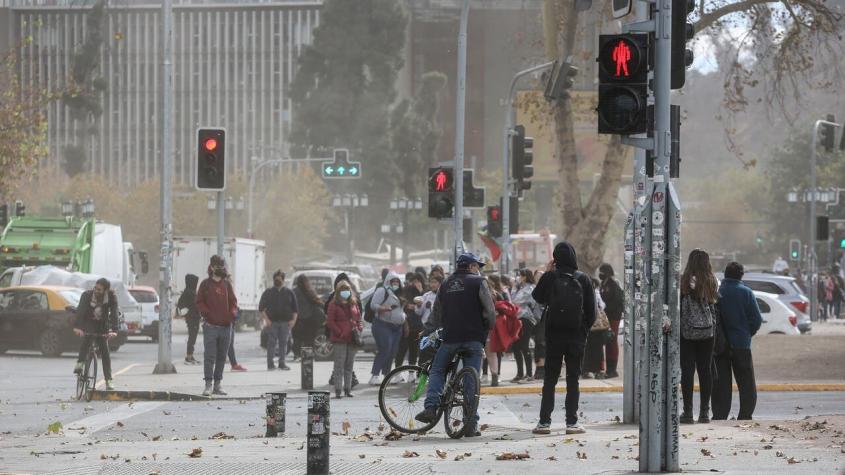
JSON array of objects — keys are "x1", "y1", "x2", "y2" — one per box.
[
  {"x1": 39, "y1": 329, "x2": 63, "y2": 357},
  {"x1": 313, "y1": 334, "x2": 333, "y2": 361}
]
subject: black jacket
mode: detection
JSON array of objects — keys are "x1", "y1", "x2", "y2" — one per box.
[
  {"x1": 426, "y1": 269, "x2": 496, "y2": 344},
  {"x1": 74, "y1": 289, "x2": 119, "y2": 333},
  {"x1": 533, "y1": 241, "x2": 596, "y2": 344},
  {"x1": 601, "y1": 277, "x2": 624, "y2": 321},
  {"x1": 177, "y1": 274, "x2": 201, "y2": 322}
]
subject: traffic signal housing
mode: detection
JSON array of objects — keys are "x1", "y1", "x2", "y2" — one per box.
[
  {"x1": 817, "y1": 216, "x2": 830, "y2": 241},
  {"x1": 512, "y1": 125, "x2": 534, "y2": 193},
  {"x1": 428, "y1": 167, "x2": 454, "y2": 219},
  {"x1": 820, "y1": 114, "x2": 836, "y2": 153},
  {"x1": 196, "y1": 128, "x2": 226, "y2": 190},
  {"x1": 789, "y1": 239, "x2": 801, "y2": 262},
  {"x1": 14, "y1": 200, "x2": 25, "y2": 217},
  {"x1": 321, "y1": 149, "x2": 362, "y2": 179},
  {"x1": 671, "y1": 0, "x2": 695, "y2": 89},
  {"x1": 487, "y1": 205, "x2": 502, "y2": 238},
  {"x1": 597, "y1": 34, "x2": 650, "y2": 135},
  {"x1": 0, "y1": 204, "x2": 7, "y2": 229}
]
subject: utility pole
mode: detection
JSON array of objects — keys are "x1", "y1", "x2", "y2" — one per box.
[
  {"x1": 154, "y1": 0, "x2": 176, "y2": 375},
  {"x1": 452, "y1": 0, "x2": 469, "y2": 262},
  {"x1": 216, "y1": 191, "x2": 224, "y2": 257}
]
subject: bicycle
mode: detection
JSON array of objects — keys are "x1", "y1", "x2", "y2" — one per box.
[
  {"x1": 378, "y1": 330, "x2": 481, "y2": 439},
  {"x1": 75, "y1": 332, "x2": 107, "y2": 402}
]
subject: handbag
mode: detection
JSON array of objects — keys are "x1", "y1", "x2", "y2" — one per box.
[
  {"x1": 351, "y1": 327, "x2": 364, "y2": 347},
  {"x1": 591, "y1": 308, "x2": 611, "y2": 332}
]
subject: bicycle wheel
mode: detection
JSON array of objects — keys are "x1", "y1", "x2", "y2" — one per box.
[
  {"x1": 75, "y1": 369, "x2": 87, "y2": 400},
  {"x1": 379, "y1": 365, "x2": 439, "y2": 434},
  {"x1": 84, "y1": 353, "x2": 98, "y2": 402},
  {"x1": 443, "y1": 366, "x2": 480, "y2": 439}
]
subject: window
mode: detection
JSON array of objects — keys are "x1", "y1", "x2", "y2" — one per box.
[
  {"x1": 743, "y1": 280, "x2": 784, "y2": 295},
  {"x1": 129, "y1": 290, "x2": 158, "y2": 303},
  {"x1": 59, "y1": 290, "x2": 82, "y2": 308},
  {"x1": 756, "y1": 298, "x2": 771, "y2": 313},
  {"x1": 1, "y1": 290, "x2": 48, "y2": 311}
]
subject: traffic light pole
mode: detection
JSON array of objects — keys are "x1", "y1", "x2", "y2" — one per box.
[
  {"x1": 809, "y1": 118, "x2": 841, "y2": 322},
  {"x1": 502, "y1": 61, "x2": 554, "y2": 273},
  {"x1": 452, "y1": 0, "x2": 469, "y2": 264},
  {"x1": 154, "y1": 0, "x2": 176, "y2": 375}
]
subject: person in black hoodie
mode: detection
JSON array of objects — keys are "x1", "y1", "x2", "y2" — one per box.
[
  {"x1": 531, "y1": 242, "x2": 596, "y2": 435},
  {"x1": 177, "y1": 274, "x2": 201, "y2": 365},
  {"x1": 72, "y1": 278, "x2": 119, "y2": 390}
]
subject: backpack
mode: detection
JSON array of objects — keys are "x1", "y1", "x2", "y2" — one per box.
[
  {"x1": 680, "y1": 294, "x2": 715, "y2": 340},
  {"x1": 545, "y1": 272, "x2": 585, "y2": 332},
  {"x1": 363, "y1": 286, "x2": 389, "y2": 323}
]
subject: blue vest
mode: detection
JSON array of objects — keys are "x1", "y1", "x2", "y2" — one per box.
[{"x1": 440, "y1": 270, "x2": 486, "y2": 344}]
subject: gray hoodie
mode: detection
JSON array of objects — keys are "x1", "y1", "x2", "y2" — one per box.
[{"x1": 370, "y1": 271, "x2": 406, "y2": 326}]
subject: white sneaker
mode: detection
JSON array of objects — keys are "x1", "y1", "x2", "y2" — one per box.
[
  {"x1": 566, "y1": 424, "x2": 586, "y2": 434},
  {"x1": 368, "y1": 375, "x2": 382, "y2": 386},
  {"x1": 480, "y1": 374, "x2": 489, "y2": 384}
]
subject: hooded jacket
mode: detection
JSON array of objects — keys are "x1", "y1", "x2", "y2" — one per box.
[
  {"x1": 74, "y1": 289, "x2": 119, "y2": 333},
  {"x1": 533, "y1": 241, "x2": 596, "y2": 343},
  {"x1": 197, "y1": 267, "x2": 238, "y2": 326},
  {"x1": 177, "y1": 274, "x2": 200, "y2": 322},
  {"x1": 369, "y1": 271, "x2": 406, "y2": 326}
]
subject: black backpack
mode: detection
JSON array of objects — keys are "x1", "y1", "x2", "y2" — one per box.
[
  {"x1": 363, "y1": 286, "x2": 389, "y2": 324},
  {"x1": 545, "y1": 271, "x2": 584, "y2": 332}
]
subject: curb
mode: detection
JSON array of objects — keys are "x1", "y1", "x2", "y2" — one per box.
[
  {"x1": 481, "y1": 383, "x2": 845, "y2": 395},
  {"x1": 89, "y1": 390, "x2": 272, "y2": 402}
]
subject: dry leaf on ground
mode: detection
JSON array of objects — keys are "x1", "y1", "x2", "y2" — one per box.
[
  {"x1": 435, "y1": 449, "x2": 447, "y2": 459},
  {"x1": 496, "y1": 452, "x2": 530, "y2": 461},
  {"x1": 187, "y1": 448, "x2": 202, "y2": 458},
  {"x1": 402, "y1": 450, "x2": 420, "y2": 458}
]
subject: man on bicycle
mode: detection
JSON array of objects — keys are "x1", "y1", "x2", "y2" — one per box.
[
  {"x1": 415, "y1": 252, "x2": 495, "y2": 437},
  {"x1": 73, "y1": 278, "x2": 119, "y2": 390}
]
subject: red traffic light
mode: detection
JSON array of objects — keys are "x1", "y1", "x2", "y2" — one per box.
[
  {"x1": 429, "y1": 168, "x2": 454, "y2": 192},
  {"x1": 204, "y1": 138, "x2": 218, "y2": 152},
  {"x1": 490, "y1": 208, "x2": 500, "y2": 221}
]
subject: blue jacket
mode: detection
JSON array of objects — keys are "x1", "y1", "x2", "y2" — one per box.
[{"x1": 717, "y1": 279, "x2": 762, "y2": 350}]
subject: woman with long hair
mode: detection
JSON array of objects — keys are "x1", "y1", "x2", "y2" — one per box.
[
  {"x1": 511, "y1": 269, "x2": 540, "y2": 382},
  {"x1": 679, "y1": 248, "x2": 719, "y2": 424},
  {"x1": 326, "y1": 280, "x2": 362, "y2": 398},
  {"x1": 292, "y1": 274, "x2": 327, "y2": 360}
]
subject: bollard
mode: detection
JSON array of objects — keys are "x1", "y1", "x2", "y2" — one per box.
[
  {"x1": 306, "y1": 390, "x2": 330, "y2": 475},
  {"x1": 265, "y1": 392, "x2": 286, "y2": 437},
  {"x1": 301, "y1": 346, "x2": 314, "y2": 390}
]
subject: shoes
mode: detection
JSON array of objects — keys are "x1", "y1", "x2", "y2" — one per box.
[
  {"x1": 565, "y1": 424, "x2": 586, "y2": 434},
  {"x1": 605, "y1": 370, "x2": 619, "y2": 379},
  {"x1": 533, "y1": 422, "x2": 551, "y2": 435},
  {"x1": 231, "y1": 364, "x2": 247, "y2": 372},
  {"x1": 368, "y1": 375, "x2": 382, "y2": 386},
  {"x1": 202, "y1": 382, "x2": 212, "y2": 397},
  {"x1": 73, "y1": 362, "x2": 83, "y2": 374},
  {"x1": 105, "y1": 380, "x2": 115, "y2": 391},
  {"x1": 415, "y1": 408, "x2": 438, "y2": 424},
  {"x1": 698, "y1": 414, "x2": 710, "y2": 424},
  {"x1": 335, "y1": 391, "x2": 343, "y2": 399},
  {"x1": 464, "y1": 428, "x2": 481, "y2": 437},
  {"x1": 268, "y1": 365, "x2": 276, "y2": 371},
  {"x1": 480, "y1": 374, "x2": 489, "y2": 384},
  {"x1": 680, "y1": 412, "x2": 695, "y2": 424},
  {"x1": 212, "y1": 383, "x2": 227, "y2": 396},
  {"x1": 583, "y1": 372, "x2": 595, "y2": 379},
  {"x1": 344, "y1": 390, "x2": 354, "y2": 397},
  {"x1": 511, "y1": 375, "x2": 524, "y2": 383},
  {"x1": 534, "y1": 367, "x2": 545, "y2": 380},
  {"x1": 278, "y1": 365, "x2": 291, "y2": 371},
  {"x1": 491, "y1": 374, "x2": 499, "y2": 387},
  {"x1": 594, "y1": 372, "x2": 607, "y2": 380},
  {"x1": 185, "y1": 355, "x2": 199, "y2": 365},
  {"x1": 520, "y1": 376, "x2": 534, "y2": 384}
]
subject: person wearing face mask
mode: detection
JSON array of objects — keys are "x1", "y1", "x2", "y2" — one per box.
[
  {"x1": 327, "y1": 280, "x2": 362, "y2": 398},
  {"x1": 368, "y1": 271, "x2": 406, "y2": 385},
  {"x1": 196, "y1": 255, "x2": 239, "y2": 396},
  {"x1": 259, "y1": 270, "x2": 299, "y2": 371},
  {"x1": 394, "y1": 273, "x2": 425, "y2": 370},
  {"x1": 598, "y1": 263, "x2": 624, "y2": 379},
  {"x1": 73, "y1": 278, "x2": 119, "y2": 390}
]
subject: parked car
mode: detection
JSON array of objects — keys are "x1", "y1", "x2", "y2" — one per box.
[
  {"x1": 0, "y1": 285, "x2": 127, "y2": 356},
  {"x1": 128, "y1": 286, "x2": 160, "y2": 342},
  {"x1": 753, "y1": 291, "x2": 800, "y2": 335},
  {"x1": 739, "y1": 272, "x2": 812, "y2": 334}
]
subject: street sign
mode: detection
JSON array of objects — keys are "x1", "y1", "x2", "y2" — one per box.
[{"x1": 321, "y1": 149, "x2": 363, "y2": 179}]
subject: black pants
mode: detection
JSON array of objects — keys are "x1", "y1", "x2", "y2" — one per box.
[
  {"x1": 227, "y1": 325, "x2": 238, "y2": 366},
  {"x1": 712, "y1": 348, "x2": 757, "y2": 420},
  {"x1": 77, "y1": 335, "x2": 112, "y2": 380},
  {"x1": 513, "y1": 319, "x2": 535, "y2": 378},
  {"x1": 680, "y1": 337, "x2": 714, "y2": 416},
  {"x1": 292, "y1": 319, "x2": 321, "y2": 358},
  {"x1": 186, "y1": 318, "x2": 200, "y2": 355},
  {"x1": 394, "y1": 330, "x2": 419, "y2": 368},
  {"x1": 582, "y1": 331, "x2": 605, "y2": 374},
  {"x1": 539, "y1": 342, "x2": 584, "y2": 426}
]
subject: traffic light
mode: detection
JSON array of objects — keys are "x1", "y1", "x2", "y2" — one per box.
[
  {"x1": 487, "y1": 205, "x2": 502, "y2": 238},
  {"x1": 789, "y1": 239, "x2": 801, "y2": 261},
  {"x1": 14, "y1": 200, "x2": 25, "y2": 217},
  {"x1": 512, "y1": 125, "x2": 534, "y2": 193},
  {"x1": 321, "y1": 148, "x2": 362, "y2": 179},
  {"x1": 671, "y1": 0, "x2": 695, "y2": 89},
  {"x1": 428, "y1": 167, "x2": 454, "y2": 219},
  {"x1": 839, "y1": 233, "x2": 845, "y2": 249},
  {"x1": 196, "y1": 127, "x2": 226, "y2": 190},
  {"x1": 0, "y1": 204, "x2": 7, "y2": 229},
  {"x1": 597, "y1": 34, "x2": 650, "y2": 135},
  {"x1": 544, "y1": 60, "x2": 578, "y2": 101},
  {"x1": 820, "y1": 114, "x2": 836, "y2": 153},
  {"x1": 817, "y1": 215, "x2": 830, "y2": 241}
]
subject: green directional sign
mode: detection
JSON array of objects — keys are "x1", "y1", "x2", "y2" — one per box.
[{"x1": 321, "y1": 149, "x2": 362, "y2": 179}]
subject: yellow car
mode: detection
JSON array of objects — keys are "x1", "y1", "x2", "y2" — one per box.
[{"x1": 0, "y1": 285, "x2": 127, "y2": 356}]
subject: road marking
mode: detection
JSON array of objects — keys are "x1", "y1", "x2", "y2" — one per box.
[
  {"x1": 477, "y1": 396, "x2": 525, "y2": 429},
  {"x1": 64, "y1": 401, "x2": 166, "y2": 438},
  {"x1": 94, "y1": 363, "x2": 140, "y2": 389}
]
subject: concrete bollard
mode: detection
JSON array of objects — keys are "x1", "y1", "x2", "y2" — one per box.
[
  {"x1": 306, "y1": 390, "x2": 330, "y2": 475},
  {"x1": 301, "y1": 346, "x2": 314, "y2": 390},
  {"x1": 265, "y1": 392, "x2": 286, "y2": 437}
]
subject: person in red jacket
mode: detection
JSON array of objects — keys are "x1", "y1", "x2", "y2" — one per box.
[
  {"x1": 196, "y1": 255, "x2": 238, "y2": 396},
  {"x1": 326, "y1": 280, "x2": 362, "y2": 398}
]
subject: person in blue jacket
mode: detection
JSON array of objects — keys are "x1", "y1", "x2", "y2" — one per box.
[{"x1": 713, "y1": 261, "x2": 762, "y2": 420}]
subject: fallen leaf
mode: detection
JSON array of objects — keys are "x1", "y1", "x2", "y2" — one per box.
[
  {"x1": 576, "y1": 451, "x2": 587, "y2": 460},
  {"x1": 47, "y1": 422, "x2": 62, "y2": 434},
  {"x1": 454, "y1": 454, "x2": 465, "y2": 461},
  {"x1": 116, "y1": 421, "x2": 124, "y2": 428},
  {"x1": 210, "y1": 432, "x2": 233, "y2": 440},
  {"x1": 496, "y1": 452, "x2": 530, "y2": 461},
  {"x1": 479, "y1": 424, "x2": 490, "y2": 431},
  {"x1": 435, "y1": 449, "x2": 447, "y2": 459},
  {"x1": 402, "y1": 450, "x2": 420, "y2": 458},
  {"x1": 187, "y1": 448, "x2": 202, "y2": 458},
  {"x1": 152, "y1": 435, "x2": 162, "y2": 441},
  {"x1": 546, "y1": 456, "x2": 558, "y2": 461},
  {"x1": 385, "y1": 431, "x2": 403, "y2": 441},
  {"x1": 787, "y1": 457, "x2": 800, "y2": 464},
  {"x1": 701, "y1": 449, "x2": 712, "y2": 457},
  {"x1": 358, "y1": 454, "x2": 366, "y2": 459},
  {"x1": 763, "y1": 445, "x2": 773, "y2": 450}
]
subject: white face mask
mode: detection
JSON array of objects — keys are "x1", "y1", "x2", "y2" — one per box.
[
  {"x1": 339, "y1": 290, "x2": 351, "y2": 300},
  {"x1": 390, "y1": 284, "x2": 401, "y2": 292}
]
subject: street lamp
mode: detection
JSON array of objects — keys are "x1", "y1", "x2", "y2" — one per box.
[
  {"x1": 81, "y1": 199, "x2": 95, "y2": 218},
  {"x1": 61, "y1": 201, "x2": 74, "y2": 218},
  {"x1": 388, "y1": 197, "x2": 424, "y2": 267}
]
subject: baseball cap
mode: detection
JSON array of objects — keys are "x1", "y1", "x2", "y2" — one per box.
[{"x1": 457, "y1": 252, "x2": 485, "y2": 268}]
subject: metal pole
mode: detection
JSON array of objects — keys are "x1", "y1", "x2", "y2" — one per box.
[
  {"x1": 154, "y1": 0, "x2": 176, "y2": 375},
  {"x1": 345, "y1": 208, "x2": 352, "y2": 263},
  {"x1": 216, "y1": 191, "x2": 224, "y2": 257},
  {"x1": 402, "y1": 210, "x2": 409, "y2": 267},
  {"x1": 453, "y1": 0, "x2": 469, "y2": 260},
  {"x1": 502, "y1": 61, "x2": 555, "y2": 273}
]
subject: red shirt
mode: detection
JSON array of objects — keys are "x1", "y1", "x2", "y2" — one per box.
[
  {"x1": 327, "y1": 300, "x2": 362, "y2": 343},
  {"x1": 196, "y1": 277, "x2": 238, "y2": 326}
]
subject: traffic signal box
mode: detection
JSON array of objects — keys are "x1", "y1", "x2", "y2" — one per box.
[
  {"x1": 487, "y1": 205, "x2": 502, "y2": 238},
  {"x1": 196, "y1": 128, "x2": 226, "y2": 190},
  {"x1": 597, "y1": 34, "x2": 650, "y2": 135},
  {"x1": 428, "y1": 167, "x2": 454, "y2": 219}
]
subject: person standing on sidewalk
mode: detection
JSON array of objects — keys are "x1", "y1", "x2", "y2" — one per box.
[
  {"x1": 368, "y1": 271, "x2": 405, "y2": 385},
  {"x1": 531, "y1": 242, "x2": 596, "y2": 435},
  {"x1": 598, "y1": 264, "x2": 624, "y2": 379},
  {"x1": 196, "y1": 255, "x2": 239, "y2": 396},
  {"x1": 226, "y1": 310, "x2": 247, "y2": 372},
  {"x1": 326, "y1": 280, "x2": 362, "y2": 398},
  {"x1": 292, "y1": 274, "x2": 326, "y2": 359},
  {"x1": 260, "y1": 270, "x2": 298, "y2": 371},
  {"x1": 511, "y1": 269, "x2": 539, "y2": 383},
  {"x1": 176, "y1": 273, "x2": 201, "y2": 365},
  {"x1": 712, "y1": 261, "x2": 762, "y2": 421},
  {"x1": 678, "y1": 249, "x2": 719, "y2": 424},
  {"x1": 394, "y1": 273, "x2": 424, "y2": 369}
]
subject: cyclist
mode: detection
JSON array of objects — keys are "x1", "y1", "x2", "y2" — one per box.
[
  {"x1": 414, "y1": 252, "x2": 495, "y2": 437},
  {"x1": 73, "y1": 278, "x2": 119, "y2": 391}
]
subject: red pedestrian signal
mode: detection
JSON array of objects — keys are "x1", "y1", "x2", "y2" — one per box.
[
  {"x1": 428, "y1": 167, "x2": 454, "y2": 219},
  {"x1": 597, "y1": 34, "x2": 649, "y2": 135},
  {"x1": 428, "y1": 167, "x2": 454, "y2": 193},
  {"x1": 611, "y1": 40, "x2": 632, "y2": 77}
]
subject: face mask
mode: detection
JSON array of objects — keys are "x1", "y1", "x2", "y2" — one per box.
[
  {"x1": 390, "y1": 284, "x2": 401, "y2": 292},
  {"x1": 339, "y1": 290, "x2": 351, "y2": 300}
]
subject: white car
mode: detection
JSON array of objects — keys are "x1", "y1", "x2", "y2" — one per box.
[
  {"x1": 753, "y1": 291, "x2": 800, "y2": 335},
  {"x1": 128, "y1": 286, "x2": 160, "y2": 342}
]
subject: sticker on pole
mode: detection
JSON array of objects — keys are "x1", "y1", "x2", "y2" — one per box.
[{"x1": 653, "y1": 211, "x2": 664, "y2": 226}]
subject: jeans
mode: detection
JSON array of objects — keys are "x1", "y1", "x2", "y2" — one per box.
[
  {"x1": 680, "y1": 337, "x2": 714, "y2": 416},
  {"x1": 712, "y1": 348, "x2": 757, "y2": 420},
  {"x1": 371, "y1": 318, "x2": 402, "y2": 376},
  {"x1": 77, "y1": 335, "x2": 112, "y2": 380},
  {"x1": 227, "y1": 325, "x2": 238, "y2": 366},
  {"x1": 203, "y1": 323, "x2": 231, "y2": 382},
  {"x1": 513, "y1": 319, "x2": 535, "y2": 378},
  {"x1": 423, "y1": 340, "x2": 484, "y2": 428},
  {"x1": 539, "y1": 342, "x2": 584, "y2": 426},
  {"x1": 394, "y1": 330, "x2": 420, "y2": 368},
  {"x1": 266, "y1": 321, "x2": 292, "y2": 368},
  {"x1": 186, "y1": 318, "x2": 200, "y2": 356},
  {"x1": 332, "y1": 342, "x2": 358, "y2": 393}
]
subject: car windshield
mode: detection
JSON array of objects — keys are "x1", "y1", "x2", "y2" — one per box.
[
  {"x1": 307, "y1": 277, "x2": 335, "y2": 296},
  {"x1": 59, "y1": 290, "x2": 82, "y2": 307},
  {"x1": 130, "y1": 290, "x2": 158, "y2": 303}
]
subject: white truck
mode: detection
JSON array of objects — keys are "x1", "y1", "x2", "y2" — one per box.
[{"x1": 172, "y1": 237, "x2": 267, "y2": 330}]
